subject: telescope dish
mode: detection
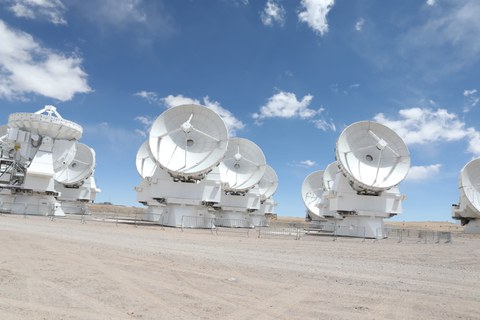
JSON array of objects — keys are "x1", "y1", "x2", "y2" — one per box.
[
  {"x1": 301, "y1": 170, "x2": 325, "y2": 218},
  {"x1": 8, "y1": 105, "x2": 82, "y2": 140},
  {"x1": 52, "y1": 140, "x2": 77, "y2": 173},
  {"x1": 218, "y1": 137, "x2": 266, "y2": 192},
  {"x1": 55, "y1": 143, "x2": 95, "y2": 186},
  {"x1": 323, "y1": 162, "x2": 338, "y2": 191},
  {"x1": 336, "y1": 121, "x2": 410, "y2": 193},
  {"x1": 149, "y1": 104, "x2": 228, "y2": 178},
  {"x1": 136, "y1": 140, "x2": 158, "y2": 178},
  {"x1": 258, "y1": 165, "x2": 278, "y2": 199},
  {"x1": 459, "y1": 158, "x2": 480, "y2": 216}
]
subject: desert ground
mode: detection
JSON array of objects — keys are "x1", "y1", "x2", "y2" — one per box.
[{"x1": 0, "y1": 211, "x2": 479, "y2": 320}]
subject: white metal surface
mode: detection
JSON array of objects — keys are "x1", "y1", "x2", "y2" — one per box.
[
  {"x1": 148, "y1": 104, "x2": 228, "y2": 179},
  {"x1": 8, "y1": 105, "x2": 82, "y2": 140},
  {"x1": 301, "y1": 170, "x2": 325, "y2": 219},
  {"x1": 136, "y1": 140, "x2": 158, "y2": 178},
  {"x1": 218, "y1": 137, "x2": 266, "y2": 192},
  {"x1": 323, "y1": 162, "x2": 338, "y2": 191},
  {"x1": 55, "y1": 143, "x2": 95, "y2": 186},
  {"x1": 458, "y1": 158, "x2": 480, "y2": 218},
  {"x1": 453, "y1": 157, "x2": 480, "y2": 232},
  {"x1": 336, "y1": 121, "x2": 410, "y2": 193},
  {"x1": 257, "y1": 165, "x2": 278, "y2": 200},
  {"x1": 52, "y1": 140, "x2": 77, "y2": 173}
]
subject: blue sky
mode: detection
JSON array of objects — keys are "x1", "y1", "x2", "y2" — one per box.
[{"x1": 1, "y1": 0, "x2": 480, "y2": 222}]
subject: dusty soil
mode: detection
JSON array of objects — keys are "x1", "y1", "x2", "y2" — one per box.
[{"x1": 0, "y1": 214, "x2": 479, "y2": 320}]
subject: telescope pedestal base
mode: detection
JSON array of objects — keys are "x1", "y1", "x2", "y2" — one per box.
[
  {"x1": 144, "y1": 204, "x2": 215, "y2": 228},
  {"x1": 464, "y1": 219, "x2": 480, "y2": 234},
  {"x1": 335, "y1": 216, "x2": 386, "y2": 239}
]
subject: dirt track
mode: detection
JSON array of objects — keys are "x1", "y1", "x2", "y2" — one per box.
[{"x1": 0, "y1": 214, "x2": 479, "y2": 319}]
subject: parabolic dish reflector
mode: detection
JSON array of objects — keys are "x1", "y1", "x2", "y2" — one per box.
[
  {"x1": 218, "y1": 137, "x2": 266, "y2": 192},
  {"x1": 136, "y1": 140, "x2": 158, "y2": 178},
  {"x1": 301, "y1": 170, "x2": 325, "y2": 218},
  {"x1": 52, "y1": 140, "x2": 77, "y2": 173},
  {"x1": 149, "y1": 104, "x2": 228, "y2": 178},
  {"x1": 258, "y1": 165, "x2": 278, "y2": 199},
  {"x1": 459, "y1": 158, "x2": 480, "y2": 217},
  {"x1": 55, "y1": 143, "x2": 95, "y2": 186},
  {"x1": 336, "y1": 121, "x2": 410, "y2": 193},
  {"x1": 8, "y1": 106, "x2": 82, "y2": 140},
  {"x1": 323, "y1": 162, "x2": 338, "y2": 191}
]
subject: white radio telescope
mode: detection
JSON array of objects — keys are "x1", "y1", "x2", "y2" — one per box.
[
  {"x1": 323, "y1": 162, "x2": 339, "y2": 192},
  {"x1": 214, "y1": 137, "x2": 267, "y2": 228},
  {"x1": 0, "y1": 105, "x2": 100, "y2": 216},
  {"x1": 218, "y1": 137, "x2": 266, "y2": 193},
  {"x1": 258, "y1": 165, "x2": 278, "y2": 201},
  {"x1": 54, "y1": 143, "x2": 100, "y2": 215},
  {"x1": 136, "y1": 104, "x2": 229, "y2": 228},
  {"x1": 301, "y1": 170, "x2": 325, "y2": 220},
  {"x1": 452, "y1": 158, "x2": 480, "y2": 233},
  {"x1": 136, "y1": 140, "x2": 158, "y2": 179},
  {"x1": 336, "y1": 121, "x2": 410, "y2": 194},
  {"x1": 253, "y1": 165, "x2": 278, "y2": 227},
  {"x1": 303, "y1": 121, "x2": 410, "y2": 239},
  {"x1": 149, "y1": 104, "x2": 228, "y2": 180}
]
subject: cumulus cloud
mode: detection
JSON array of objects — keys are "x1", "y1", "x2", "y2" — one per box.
[
  {"x1": 261, "y1": 0, "x2": 286, "y2": 26},
  {"x1": 160, "y1": 94, "x2": 245, "y2": 136},
  {"x1": 405, "y1": 164, "x2": 441, "y2": 181},
  {"x1": 374, "y1": 107, "x2": 480, "y2": 156},
  {"x1": 6, "y1": 0, "x2": 67, "y2": 25},
  {"x1": 0, "y1": 20, "x2": 91, "y2": 101},
  {"x1": 355, "y1": 18, "x2": 364, "y2": 31},
  {"x1": 134, "y1": 91, "x2": 160, "y2": 104},
  {"x1": 426, "y1": 0, "x2": 436, "y2": 6},
  {"x1": 253, "y1": 91, "x2": 317, "y2": 121},
  {"x1": 253, "y1": 91, "x2": 336, "y2": 131},
  {"x1": 300, "y1": 160, "x2": 316, "y2": 167},
  {"x1": 298, "y1": 0, "x2": 335, "y2": 36}
]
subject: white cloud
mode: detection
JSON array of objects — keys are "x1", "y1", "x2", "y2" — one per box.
[
  {"x1": 406, "y1": 164, "x2": 441, "y2": 181},
  {"x1": 355, "y1": 18, "x2": 364, "y2": 31},
  {"x1": 160, "y1": 94, "x2": 245, "y2": 136},
  {"x1": 298, "y1": 0, "x2": 335, "y2": 36},
  {"x1": 0, "y1": 20, "x2": 91, "y2": 101},
  {"x1": 374, "y1": 107, "x2": 480, "y2": 156},
  {"x1": 463, "y1": 88, "x2": 479, "y2": 112},
  {"x1": 162, "y1": 94, "x2": 199, "y2": 108},
  {"x1": 300, "y1": 160, "x2": 316, "y2": 167},
  {"x1": 134, "y1": 91, "x2": 160, "y2": 104},
  {"x1": 253, "y1": 91, "x2": 317, "y2": 121},
  {"x1": 261, "y1": 0, "x2": 286, "y2": 26},
  {"x1": 426, "y1": 0, "x2": 437, "y2": 6},
  {"x1": 6, "y1": 0, "x2": 67, "y2": 25},
  {"x1": 400, "y1": 0, "x2": 480, "y2": 73},
  {"x1": 73, "y1": 0, "x2": 173, "y2": 42},
  {"x1": 467, "y1": 130, "x2": 480, "y2": 155},
  {"x1": 253, "y1": 91, "x2": 336, "y2": 131},
  {"x1": 312, "y1": 118, "x2": 336, "y2": 131},
  {"x1": 134, "y1": 115, "x2": 155, "y2": 137}
]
